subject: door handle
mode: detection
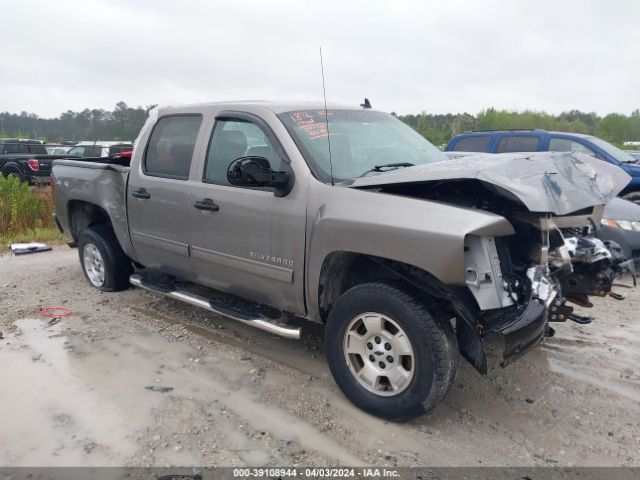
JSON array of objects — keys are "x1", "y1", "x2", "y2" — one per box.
[
  {"x1": 131, "y1": 188, "x2": 150, "y2": 199},
  {"x1": 194, "y1": 198, "x2": 220, "y2": 211}
]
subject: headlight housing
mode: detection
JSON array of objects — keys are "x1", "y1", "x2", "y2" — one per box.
[{"x1": 602, "y1": 219, "x2": 640, "y2": 231}]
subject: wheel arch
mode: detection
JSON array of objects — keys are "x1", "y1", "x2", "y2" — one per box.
[
  {"x1": 317, "y1": 252, "x2": 446, "y2": 322},
  {"x1": 67, "y1": 200, "x2": 112, "y2": 244},
  {"x1": 1, "y1": 162, "x2": 23, "y2": 179}
]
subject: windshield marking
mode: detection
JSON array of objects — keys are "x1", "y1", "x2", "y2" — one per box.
[{"x1": 279, "y1": 109, "x2": 447, "y2": 183}]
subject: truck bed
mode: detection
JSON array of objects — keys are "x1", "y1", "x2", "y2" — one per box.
[
  {"x1": 52, "y1": 159, "x2": 134, "y2": 258},
  {"x1": 53, "y1": 159, "x2": 131, "y2": 170}
]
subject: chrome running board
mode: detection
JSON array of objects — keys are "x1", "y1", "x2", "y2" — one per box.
[{"x1": 130, "y1": 274, "x2": 301, "y2": 339}]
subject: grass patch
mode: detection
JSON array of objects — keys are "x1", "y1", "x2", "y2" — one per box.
[{"x1": 0, "y1": 175, "x2": 64, "y2": 251}]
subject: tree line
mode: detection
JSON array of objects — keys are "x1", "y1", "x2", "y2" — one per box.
[
  {"x1": 399, "y1": 108, "x2": 640, "y2": 147},
  {"x1": 0, "y1": 102, "x2": 154, "y2": 142},
  {"x1": 1, "y1": 102, "x2": 639, "y2": 148}
]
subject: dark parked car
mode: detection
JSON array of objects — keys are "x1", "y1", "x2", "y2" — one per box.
[
  {"x1": 0, "y1": 139, "x2": 70, "y2": 185},
  {"x1": 600, "y1": 197, "x2": 640, "y2": 259},
  {"x1": 445, "y1": 130, "x2": 640, "y2": 204}
]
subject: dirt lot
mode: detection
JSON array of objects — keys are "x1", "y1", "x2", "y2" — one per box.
[{"x1": 0, "y1": 247, "x2": 639, "y2": 467}]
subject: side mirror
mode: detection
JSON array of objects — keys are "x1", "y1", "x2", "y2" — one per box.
[{"x1": 227, "y1": 156, "x2": 293, "y2": 196}]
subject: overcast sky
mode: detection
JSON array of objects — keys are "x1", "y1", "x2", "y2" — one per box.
[{"x1": 2, "y1": 0, "x2": 639, "y2": 118}]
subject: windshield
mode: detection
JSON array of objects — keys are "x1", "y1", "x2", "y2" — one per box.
[
  {"x1": 279, "y1": 109, "x2": 446, "y2": 182},
  {"x1": 67, "y1": 146, "x2": 83, "y2": 156},
  {"x1": 68, "y1": 146, "x2": 104, "y2": 157},
  {"x1": 588, "y1": 136, "x2": 637, "y2": 163}
]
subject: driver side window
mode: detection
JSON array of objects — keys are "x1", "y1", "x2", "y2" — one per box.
[{"x1": 204, "y1": 119, "x2": 281, "y2": 186}]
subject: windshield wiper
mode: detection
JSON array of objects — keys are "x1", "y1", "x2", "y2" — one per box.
[{"x1": 359, "y1": 162, "x2": 414, "y2": 177}]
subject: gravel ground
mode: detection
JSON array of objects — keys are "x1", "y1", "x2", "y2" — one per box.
[{"x1": 0, "y1": 246, "x2": 638, "y2": 467}]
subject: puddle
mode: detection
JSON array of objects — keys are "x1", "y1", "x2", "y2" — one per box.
[
  {"x1": 0, "y1": 318, "x2": 138, "y2": 466},
  {"x1": 0, "y1": 316, "x2": 365, "y2": 466},
  {"x1": 0, "y1": 318, "x2": 206, "y2": 466}
]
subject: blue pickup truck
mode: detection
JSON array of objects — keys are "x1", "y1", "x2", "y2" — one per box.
[{"x1": 445, "y1": 130, "x2": 640, "y2": 204}]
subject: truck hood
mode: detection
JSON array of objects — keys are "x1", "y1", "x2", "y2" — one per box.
[{"x1": 348, "y1": 152, "x2": 631, "y2": 215}]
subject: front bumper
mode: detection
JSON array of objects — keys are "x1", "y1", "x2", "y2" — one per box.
[
  {"x1": 499, "y1": 298, "x2": 547, "y2": 366},
  {"x1": 483, "y1": 266, "x2": 555, "y2": 366}
]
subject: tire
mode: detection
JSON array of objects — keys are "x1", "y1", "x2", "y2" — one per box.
[
  {"x1": 324, "y1": 282, "x2": 458, "y2": 421},
  {"x1": 622, "y1": 191, "x2": 640, "y2": 206},
  {"x1": 78, "y1": 225, "x2": 132, "y2": 292}
]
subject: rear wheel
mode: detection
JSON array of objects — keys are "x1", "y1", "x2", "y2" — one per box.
[
  {"x1": 324, "y1": 282, "x2": 458, "y2": 421},
  {"x1": 78, "y1": 225, "x2": 132, "y2": 291}
]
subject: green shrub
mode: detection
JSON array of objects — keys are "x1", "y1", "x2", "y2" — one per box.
[{"x1": 0, "y1": 175, "x2": 55, "y2": 237}]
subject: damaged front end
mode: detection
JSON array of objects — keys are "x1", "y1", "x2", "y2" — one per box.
[
  {"x1": 462, "y1": 233, "x2": 558, "y2": 371},
  {"x1": 350, "y1": 152, "x2": 632, "y2": 373},
  {"x1": 462, "y1": 207, "x2": 627, "y2": 371}
]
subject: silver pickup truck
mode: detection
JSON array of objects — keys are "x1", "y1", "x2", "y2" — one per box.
[{"x1": 52, "y1": 102, "x2": 630, "y2": 420}]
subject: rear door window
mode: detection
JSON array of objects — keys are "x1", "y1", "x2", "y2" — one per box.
[
  {"x1": 144, "y1": 115, "x2": 202, "y2": 179},
  {"x1": 496, "y1": 136, "x2": 540, "y2": 153},
  {"x1": 450, "y1": 136, "x2": 492, "y2": 152},
  {"x1": 28, "y1": 144, "x2": 47, "y2": 154},
  {"x1": 3, "y1": 144, "x2": 21, "y2": 154},
  {"x1": 4, "y1": 143, "x2": 30, "y2": 154}
]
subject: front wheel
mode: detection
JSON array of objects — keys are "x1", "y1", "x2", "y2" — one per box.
[
  {"x1": 324, "y1": 282, "x2": 458, "y2": 421},
  {"x1": 78, "y1": 225, "x2": 132, "y2": 292}
]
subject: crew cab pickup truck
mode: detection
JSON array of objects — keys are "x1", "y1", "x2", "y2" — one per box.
[
  {"x1": 0, "y1": 139, "x2": 70, "y2": 184},
  {"x1": 52, "y1": 102, "x2": 630, "y2": 420}
]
